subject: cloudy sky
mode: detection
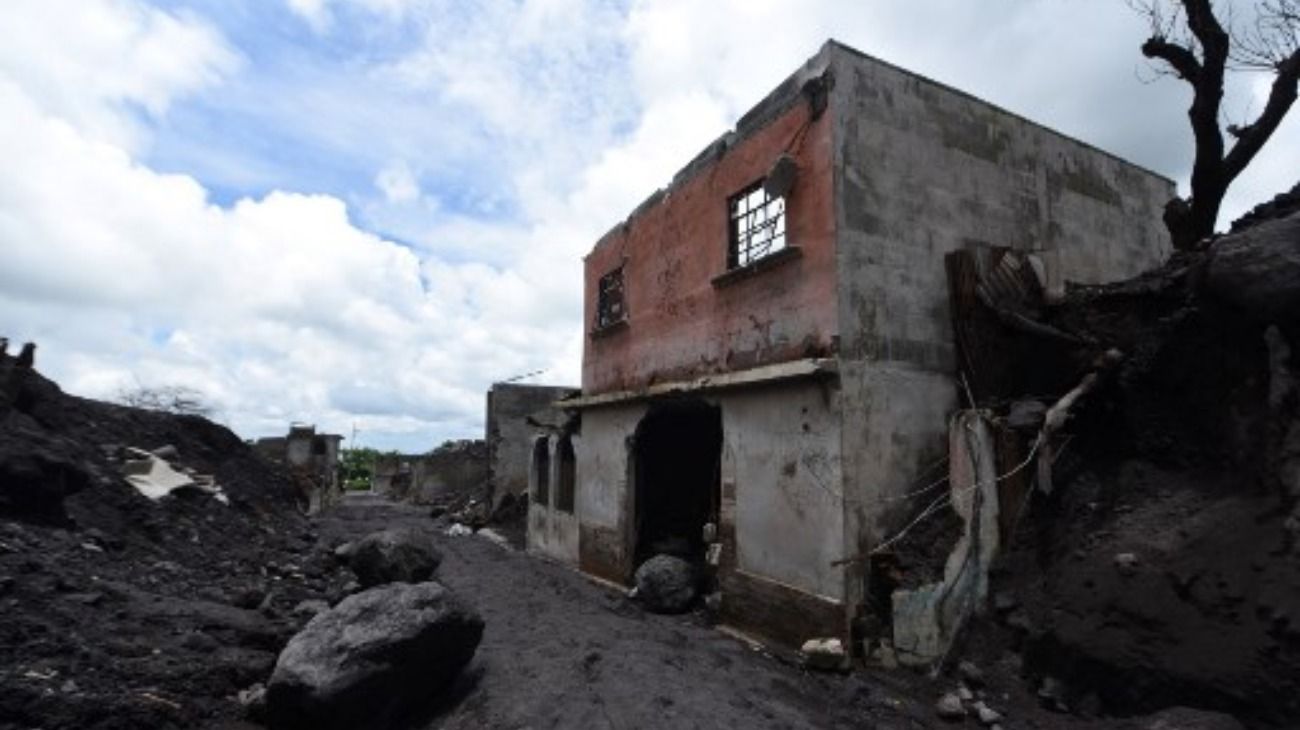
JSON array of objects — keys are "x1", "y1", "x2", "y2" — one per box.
[{"x1": 1, "y1": 0, "x2": 1296, "y2": 452}]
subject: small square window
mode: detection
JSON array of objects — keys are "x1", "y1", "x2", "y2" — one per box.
[
  {"x1": 596, "y1": 266, "x2": 626, "y2": 330},
  {"x1": 728, "y1": 181, "x2": 786, "y2": 268}
]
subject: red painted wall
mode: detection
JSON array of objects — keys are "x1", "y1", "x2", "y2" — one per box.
[{"x1": 582, "y1": 100, "x2": 839, "y2": 394}]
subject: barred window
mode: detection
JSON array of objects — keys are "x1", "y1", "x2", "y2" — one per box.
[
  {"x1": 728, "y1": 181, "x2": 786, "y2": 268},
  {"x1": 596, "y1": 266, "x2": 626, "y2": 329}
]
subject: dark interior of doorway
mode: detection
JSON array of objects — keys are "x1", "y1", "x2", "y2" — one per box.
[{"x1": 633, "y1": 400, "x2": 722, "y2": 565}]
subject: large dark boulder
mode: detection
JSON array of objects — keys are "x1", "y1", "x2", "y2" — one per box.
[
  {"x1": 265, "y1": 581, "x2": 483, "y2": 730},
  {"x1": 345, "y1": 527, "x2": 443, "y2": 588},
  {"x1": 633, "y1": 554, "x2": 696, "y2": 614}
]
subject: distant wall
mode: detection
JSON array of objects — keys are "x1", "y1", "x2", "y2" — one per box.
[
  {"x1": 486, "y1": 383, "x2": 575, "y2": 508},
  {"x1": 254, "y1": 425, "x2": 342, "y2": 513},
  {"x1": 372, "y1": 440, "x2": 487, "y2": 504}
]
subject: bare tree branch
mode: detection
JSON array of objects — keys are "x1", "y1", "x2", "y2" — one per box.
[{"x1": 1133, "y1": 0, "x2": 1300, "y2": 249}]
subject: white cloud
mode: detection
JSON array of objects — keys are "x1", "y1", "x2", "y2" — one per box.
[
  {"x1": 374, "y1": 160, "x2": 422, "y2": 204},
  {"x1": 0, "y1": 0, "x2": 238, "y2": 151},
  {"x1": 285, "y1": 0, "x2": 332, "y2": 33},
  {"x1": 2, "y1": 0, "x2": 1296, "y2": 454},
  {"x1": 284, "y1": 0, "x2": 423, "y2": 32}
]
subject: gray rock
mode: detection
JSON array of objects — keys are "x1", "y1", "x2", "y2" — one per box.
[
  {"x1": 150, "y1": 444, "x2": 180, "y2": 463},
  {"x1": 632, "y1": 554, "x2": 696, "y2": 613},
  {"x1": 935, "y1": 692, "x2": 966, "y2": 721},
  {"x1": 238, "y1": 683, "x2": 267, "y2": 720},
  {"x1": 292, "y1": 599, "x2": 330, "y2": 618},
  {"x1": 1114, "y1": 552, "x2": 1140, "y2": 575},
  {"x1": 346, "y1": 528, "x2": 442, "y2": 588},
  {"x1": 1038, "y1": 676, "x2": 1069, "y2": 712},
  {"x1": 332, "y1": 541, "x2": 355, "y2": 562},
  {"x1": 958, "y1": 659, "x2": 984, "y2": 687},
  {"x1": 1143, "y1": 707, "x2": 1245, "y2": 730},
  {"x1": 973, "y1": 700, "x2": 1002, "y2": 725},
  {"x1": 800, "y1": 637, "x2": 848, "y2": 672},
  {"x1": 266, "y1": 581, "x2": 483, "y2": 730},
  {"x1": 703, "y1": 591, "x2": 722, "y2": 614},
  {"x1": 875, "y1": 641, "x2": 899, "y2": 669},
  {"x1": 180, "y1": 630, "x2": 220, "y2": 653}
]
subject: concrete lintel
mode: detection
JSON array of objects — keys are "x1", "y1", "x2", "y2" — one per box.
[{"x1": 559, "y1": 358, "x2": 838, "y2": 410}]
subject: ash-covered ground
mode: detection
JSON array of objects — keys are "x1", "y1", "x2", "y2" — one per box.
[{"x1": 2, "y1": 319, "x2": 1294, "y2": 730}]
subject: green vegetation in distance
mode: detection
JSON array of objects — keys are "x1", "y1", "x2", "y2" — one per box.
[{"x1": 339, "y1": 447, "x2": 399, "y2": 491}]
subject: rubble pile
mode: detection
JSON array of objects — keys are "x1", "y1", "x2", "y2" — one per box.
[
  {"x1": 953, "y1": 213, "x2": 1300, "y2": 725},
  {"x1": 0, "y1": 346, "x2": 353, "y2": 729}
]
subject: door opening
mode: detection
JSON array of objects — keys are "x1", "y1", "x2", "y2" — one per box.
[{"x1": 632, "y1": 400, "x2": 723, "y2": 565}]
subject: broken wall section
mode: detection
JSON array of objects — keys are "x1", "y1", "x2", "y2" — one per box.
[
  {"x1": 890, "y1": 410, "x2": 1004, "y2": 668},
  {"x1": 253, "y1": 424, "x2": 343, "y2": 513},
  {"x1": 486, "y1": 383, "x2": 576, "y2": 510},
  {"x1": 371, "y1": 439, "x2": 488, "y2": 506}
]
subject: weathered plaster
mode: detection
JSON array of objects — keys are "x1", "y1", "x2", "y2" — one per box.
[
  {"x1": 487, "y1": 383, "x2": 575, "y2": 508},
  {"x1": 827, "y1": 41, "x2": 1174, "y2": 370},
  {"x1": 581, "y1": 48, "x2": 840, "y2": 395},
  {"x1": 527, "y1": 435, "x2": 581, "y2": 565},
  {"x1": 723, "y1": 382, "x2": 845, "y2": 600}
]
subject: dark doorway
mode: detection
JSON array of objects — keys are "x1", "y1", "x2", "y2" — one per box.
[
  {"x1": 556, "y1": 436, "x2": 576, "y2": 513},
  {"x1": 632, "y1": 400, "x2": 723, "y2": 564},
  {"x1": 532, "y1": 437, "x2": 550, "y2": 506}
]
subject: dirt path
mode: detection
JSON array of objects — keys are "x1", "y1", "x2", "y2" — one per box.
[{"x1": 315, "y1": 494, "x2": 924, "y2": 730}]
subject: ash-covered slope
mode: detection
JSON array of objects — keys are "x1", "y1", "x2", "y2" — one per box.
[
  {"x1": 970, "y1": 213, "x2": 1300, "y2": 727},
  {"x1": 0, "y1": 347, "x2": 353, "y2": 730}
]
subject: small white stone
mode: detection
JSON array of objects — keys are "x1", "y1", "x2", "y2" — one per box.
[
  {"x1": 974, "y1": 700, "x2": 1003, "y2": 725},
  {"x1": 800, "y1": 638, "x2": 848, "y2": 672},
  {"x1": 936, "y1": 692, "x2": 966, "y2": 720}
]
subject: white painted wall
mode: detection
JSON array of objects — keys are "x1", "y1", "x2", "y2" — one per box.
[{"x1": 723, "y1": 382, "x2": 846, "y2": 601}]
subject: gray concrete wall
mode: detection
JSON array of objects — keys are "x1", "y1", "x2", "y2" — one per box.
[
  {"x1": 825, "y1": 42, "x2": 1174, "y2": 588},
  {"x1": 827, "y1": 41, "x2": 1174, "y2": 372},
  {"x1": 374, "y1": 441, "x2": 488, "y2": 504},
  {"x1": 721, "y1": 382, "x2": 845, "y2": 601},
  {"x1": 487, "y1": 383, "x2": 576, "y2": 507},
  {"x1": 527, "y1": 434, "x2": 581, "y2": 565},
  {"x1": 836, "y1": 362, "x2": 957, "y2": 609},
  {"x1": 285, "y1": 427, "x2": 314, "y2": 468},
  {"x1": 567, "y1": 403, "x2": 645, "y2": 582},
  {"x1": 410, "y1": 441, "x2": 487, "y2": 504},
  {"x1": 560, "y1": 383, "x2": 847, "y2": 605}
]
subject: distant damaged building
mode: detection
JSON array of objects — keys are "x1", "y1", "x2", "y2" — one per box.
[
  {"x1": 530, "y1": 40, "x2": 1173, "y2": 648},
  {"x1": 253, "y1": 424, "x2": 342, "y2": 513},
  {"x1": 485, "y1": 382, "x2": 576, "y2": 510}
]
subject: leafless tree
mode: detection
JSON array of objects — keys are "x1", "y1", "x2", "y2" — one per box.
[
  {"x1": 1132, "y1": 0, "x2": 1300, "y2": 249},
  {"x1": 117, "y1": 384, "x2": 214, "y2": 418}
]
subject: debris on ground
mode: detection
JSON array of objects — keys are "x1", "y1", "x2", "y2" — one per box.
[{"x1": 800, "y1": 637, "x2": 849, "y2": 672}]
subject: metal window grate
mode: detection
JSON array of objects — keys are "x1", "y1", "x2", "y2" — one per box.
[
  {"x1": 596, "y1": 266, "x2": 626, "y2": 329},
  {"x1": 728, "y1": 182, "x2": 786, "y2": 268}
]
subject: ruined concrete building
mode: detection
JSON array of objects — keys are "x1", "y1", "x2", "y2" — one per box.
[
  {"x1": 529, "y1": 40, "x2": 1173, "y2": 648},
  {"x1": 253, "y1": 424, "x2": 343, "y2": 512},
  {"x1": 485, "y1": 382, "x2": 576, "y2": 510},
  {"x1": 371, "y1": 440, "x2": 488, "y2": 504}
]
